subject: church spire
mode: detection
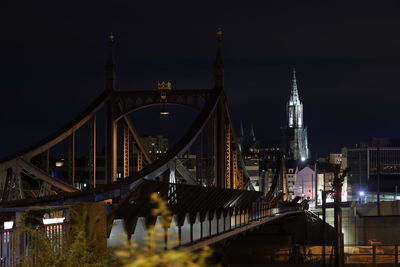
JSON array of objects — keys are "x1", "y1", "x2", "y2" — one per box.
[
  {"x1": 239, "y1": 121, "x2": 244, "y2": 137},
  {"x1": 214, "y1": 28, "x2": 224, "y2": 89},
  {"x1": 249, "y1": 124, "x2": 256, "y2": 142},
  {"x1": 290, "y1": 68, "x2": 299, "y2": 103},
  {"x1": 105, "y1": 32, "x2": 116, "y2": 91}
]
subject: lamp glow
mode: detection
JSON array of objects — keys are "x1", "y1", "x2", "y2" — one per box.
[
  {"x1": 359, "y1": 191, "x2": 365, "y2": 197},
  {"x1": 4, "y1": 221, "x2": 14, "y2": 230},
  {"x1": 43, "y1": 217, "x2": 65, "y2": 225}
]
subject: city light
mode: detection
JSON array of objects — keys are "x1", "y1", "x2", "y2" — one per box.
[
  {"x1": 43, "y1": 217, "x2": 65, "y2": 225},
  {"x1": 359, "y1": 191, "x2": 365, "y2": 197},
  {"x1": 55, "y1": 161, "x2": 64, "y2": 167},
  {"x1": 4, "y1": 221, "x2": 14, "y2": 230},
  {"x1": 160, "y1": 104, "x2": 169, "y2": 116},
  {"x1": 301, "y1": 157, "x2": 306, "y2": 161}
]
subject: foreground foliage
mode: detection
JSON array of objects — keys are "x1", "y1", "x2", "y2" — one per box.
[
  {"x1": 16, "y1": 193, "x2": 216, "y2": 267},
  {"x1": 115, "y1": 193, "x2": 216, "y2": 267}
]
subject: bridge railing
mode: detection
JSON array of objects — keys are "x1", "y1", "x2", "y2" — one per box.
[
  {"x1": 108, "y1": 199, "x2": 283, "y2": 249},
  {"x1": 0, "y1": 223, "x2": 65, "y2": 267}
]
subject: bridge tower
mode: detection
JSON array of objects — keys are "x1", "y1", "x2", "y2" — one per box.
[{"x1": 105, "y1": 32, "x2": 117, "y2": 184}]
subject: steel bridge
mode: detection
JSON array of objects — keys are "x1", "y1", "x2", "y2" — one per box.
[{"x1": 0, "y1": 31, "x2": 310, "y2": 265}]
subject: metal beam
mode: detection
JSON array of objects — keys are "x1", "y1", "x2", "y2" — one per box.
[
  {"x1": 121, "y1": 116, "x2": 152, "y2": 164},
  {"x1": 137, "y1": 151, "x2": 143, "y2": 172},
  {"x1": 225, "y1": 124, "x2": 231, "y2": 189},
  {"x1": 215, "y1": 92, "x2": 226, "y2": 188},
  {"x1": 106, "y1": 97, "x2": 117, "y2": 183},
  {"x1": 16, "y1": 158, "x2": 78, "y2": 192},
  {"x1": 232, "y1": 146, "x2": 238, "y2": 189},
  {"x1": 68, "y1": 132, "x2": 75, "y2": 186},
  {"x1": 123, "y1": 125, "x2": 130, "y2": 178},
  {"x1": 90, "y1": 116, "x2": 97, "y2": 188},
  {"x1": 175, "y1": 159, "x2": 197, "y2": 185}
]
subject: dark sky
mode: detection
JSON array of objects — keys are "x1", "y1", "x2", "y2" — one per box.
[{"x1": 1, "y1": 1, "x2": 400, "y2": 158}]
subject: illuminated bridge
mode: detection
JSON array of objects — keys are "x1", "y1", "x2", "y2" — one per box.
[{"x1": 0, "y1": 31, "x2": 314, "y2": 265}]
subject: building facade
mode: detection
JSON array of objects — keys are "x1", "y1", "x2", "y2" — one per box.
[
  {"x1": 282, "y1": 70, "x2": 309, "y2": 161},
  {"x1": 342, "y1": 138, "x2": 400, "y2": 200},
  {"x1": 238, "y1": 123, "x2": 281, "y2": 192}
]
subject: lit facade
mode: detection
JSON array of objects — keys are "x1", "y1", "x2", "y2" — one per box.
[{"x1": 282, "y1": 70, "x2": 309, "y2": 161}]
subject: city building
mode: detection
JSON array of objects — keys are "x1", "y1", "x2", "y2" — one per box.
[
  {"x1": 281, "y1": 69, "x2": 309, "y2": 161},
  {"x1": 140, "y1": 135, "x2": 169, "y2": 156},
  {"x1": 329, "y1": 153, "x2": 343, "y2": 165},
  {"x1": 238, "y1": 123, "x2": 281, "y2": 192},
  {"x1": 342, "y1": 138, "x2": 400, "y2": 201},
  {"x1": 293, "y1": 165, "x2": 316, "y2": 200}
]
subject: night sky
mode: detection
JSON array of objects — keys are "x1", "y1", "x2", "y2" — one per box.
[{"x1": 1, "y1": 1, "x2": 400, "y2": 158}]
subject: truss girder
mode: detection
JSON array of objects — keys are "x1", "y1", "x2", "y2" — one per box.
[
  {"x1": 120, "y1": 116, "x2": 152, "y2": 164},
  {"x1": 123, "y1": 125, "x2": 130, "y2": 178},
  {"x1": 114, "y1": 89, "x2": 213, "y2": 120},
  {"x1": 137, "y1": 151, "x2": 143, "y2": 172},
  {"x1": 225, "y1": 124, "x2": 231, "y2": 188},
  {"x1": 0, "y1": 79, "x2": 260, "y2": 206},
  {"x1": 16, "y1": 158, "x2": 78, "y2": 192}
]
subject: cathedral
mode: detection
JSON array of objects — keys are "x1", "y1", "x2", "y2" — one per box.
[{"x1": 282, "y1": 69, "x2": 309, "y2": 161}]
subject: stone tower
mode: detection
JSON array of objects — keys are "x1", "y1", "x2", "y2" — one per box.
[{"x1": 282, "y1": 69, "x2": 309, "y2": 161}]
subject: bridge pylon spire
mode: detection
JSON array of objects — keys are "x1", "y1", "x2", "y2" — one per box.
[
  {"x1": 105, "y1": 32, "x2": 116, "y2": 90},
  {"x1": 214, "y1": 28, "x2": 224, "y2": 89}
]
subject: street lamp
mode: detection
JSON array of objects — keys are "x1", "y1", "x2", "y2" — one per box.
[
  {"x1": 160, "y1": 103, "x2": 169, "y2": 116},
  {"x1": 158, "y1": 81, "x2": 172, "y2": 117}
]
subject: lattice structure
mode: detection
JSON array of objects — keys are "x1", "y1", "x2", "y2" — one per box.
[
  {"x1": 232, "y1": 146, "x2": 238, "y2": 189},
  {"x1": 123, "y1": 126, "x2": 130, "y2": 178},
  {"x1": 0, "y1": 31, "x2": 269, "y2": 206},
  {"x1": 225, "y1": 124, "x2": 231, "y2": 188},
  {"x1": 68, "y1": 133, "x2": 75, "y2": 186},
  {"x1": 137, "y1": 151, "x2": 143, "y2": 172}
]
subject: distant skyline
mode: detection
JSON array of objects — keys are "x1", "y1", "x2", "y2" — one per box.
[{"x1": 1, "y1": 1, "x2": 400, "y2": 158}]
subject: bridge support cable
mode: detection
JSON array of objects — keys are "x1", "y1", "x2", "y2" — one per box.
[
  {"x1": 215, "y1": 93, "x2": 226, "y2": 188},
  {"x1": 106, "y1": 95, "x2": 117, "y2": 184},
  {"x1": 195, "y1": 132, "x2": 203, "y2": 184},
  {"x1": 117, "y1": 96, "x2": 153, "y2": 163},
  {"x1": 90, "y1": 116, "x2": 97, "y2": 188},
  {"x1": 119, "y1": 116, "x2": 153, "y2": 170},
  {"x1": 68, "y1": 132, "x2": 76, "y2": 186},
  {"x1": 207, "y1": 113, "x2": 215, "y2": 187}
]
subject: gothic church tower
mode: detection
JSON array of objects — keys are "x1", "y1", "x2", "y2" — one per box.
[{"x1": 282, "y1": 69, "x2": 309, "y2": 160}]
